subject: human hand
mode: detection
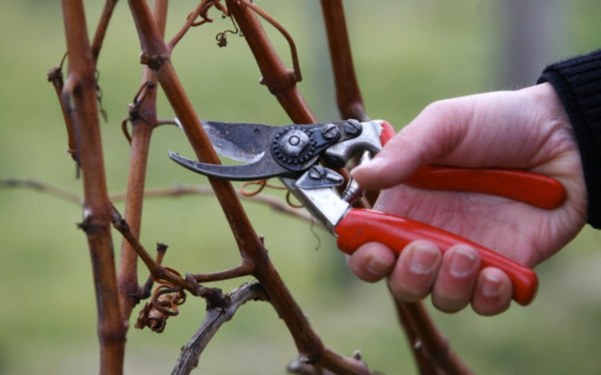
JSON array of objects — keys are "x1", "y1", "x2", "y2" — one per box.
[{"x1": 347, "y1": 83, "x2": 587, "y2": 315}]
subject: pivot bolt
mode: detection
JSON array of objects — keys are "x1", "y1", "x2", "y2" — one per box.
[
  {"x1": 343, "y1": 119, "x2": 362, "y2": 136},
  {"x1": 321, "y1": 123, "x2": 341, "y2": 140},
  {"x1": 278, "y1": 129, "x2": 309, "y2": 157}
]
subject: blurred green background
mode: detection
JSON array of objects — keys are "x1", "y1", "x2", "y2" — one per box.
[{"x1": 1, "y1": 1, "x2": 601, "y2": 374}]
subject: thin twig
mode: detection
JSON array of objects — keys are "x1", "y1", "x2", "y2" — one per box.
[
  {"x1": 138, "y1": 243, "x2": 169, "y2": 300},
  {"x1": 171, "y1": 282, "x2": 268, "y2": 375},
  {"x1": 128, "y1": 184, "x2": 314, "y2": 222},
  {"x1": 0, "y1": 178, "x2": 314, "y2": 223},
  {"x1": 168, "y1": 0, "x2": 220, "y2": 50},
  {"x1": 91, "y1": 0, "x2": 119, "y2": 61},
  {"x1": 111, "y1": 206, "x2": 198, "y2": 293},
  {"x1": 0, "y1": 179, "x2": 82, "y2": 205},
  {"x1": 190, "y1": 262, "x2": 254, "y2": 283}
]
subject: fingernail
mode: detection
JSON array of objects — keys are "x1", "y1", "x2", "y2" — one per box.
[
  {"x1": 367, "y1": 255, "x2": 393, "y2": 277},
  {"x1": 449, "y1": 247, "x2": 479, "y2": 277},
  {"x1": 481, "y1": 273, "x2": 503, "y2": 298},
  {"x1": 408, "y1": 244, "x2": 440, "y2": 274}
]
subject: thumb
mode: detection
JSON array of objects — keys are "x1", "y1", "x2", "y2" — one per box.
[
  {"x1": 353, "y1": 101, "x2": 465, "y2": 190},
  {"x1": 351, "y1": 131, "x2": 423, "y2": 190}
]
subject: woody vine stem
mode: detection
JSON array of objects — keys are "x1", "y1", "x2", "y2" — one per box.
[{"x1": 48, "y1": 0, "x2": 472, "y2": 374}]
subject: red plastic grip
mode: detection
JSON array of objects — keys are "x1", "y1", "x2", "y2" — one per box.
[
  {"x1": 378, "y1": 120, "x2": 396, "y2": 146},
  {"x1": 407, "y1": 166, "x2": 566, "y2": 210},
  {"x1": 336, "y1": 208, "x2": 538, "y2": 305},
  {"x1": 374, "y1": 121, "x2": 566, "y2": 210}
]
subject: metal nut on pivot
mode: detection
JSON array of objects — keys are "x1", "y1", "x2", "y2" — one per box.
[
  {"x1": 321, "y1": 123, "x2": 341, "y2": 140},
  {"x1": 278, "y1": 129, "x2": 309, "y2": 157}
]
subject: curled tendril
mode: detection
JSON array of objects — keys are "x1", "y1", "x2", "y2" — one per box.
[
  {"x1": 135, "y1": 268, "x2": 187, "y2": 333},
  {"x1": 215, "y1": 13, "x2": 240, "y2": 48},
  {"x1": 241, "y1": 179, "x2": 285, "y2": 196},
  {"x1": 285, "y1": 191, "x2": 303, "y2": 209},
  {"x1": 241, "y1": 180, "x2": 304, "y2": 209},
  {"x1": 120, "y1": 117, "x2": 132, "y2": 144},
  {"x1": 234, "y1": 0, "x2": 303, "y2": 81}
]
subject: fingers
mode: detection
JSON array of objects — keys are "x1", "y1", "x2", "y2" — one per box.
[
  {"x1": 347, "y1": 242, "x2": 396, "y2": 283},
  {"x1": 472, "y1": 268, "x2": 512, "y2": 316},
  {"x1": 348, "y1": 241, "x2": 514, "y2": 315},
  {"x1": 388, "y1": 243, "x2": 483, "y2": 313},
  {"x1": 386, "y1": 240, "x2": 442, "y2": 301}
]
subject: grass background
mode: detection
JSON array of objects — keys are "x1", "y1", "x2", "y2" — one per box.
[{"x1": 1, "y1": 1, "x2": 601, "y2": 374}]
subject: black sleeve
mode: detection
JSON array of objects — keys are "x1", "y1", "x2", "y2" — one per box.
[{"x1": 538, "y1": 50, "x2": 601, "y2": 228}]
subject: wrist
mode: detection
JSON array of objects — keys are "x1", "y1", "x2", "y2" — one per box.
[{"x1": 539, "y1": 50, "x2": 601, "y2": 228}]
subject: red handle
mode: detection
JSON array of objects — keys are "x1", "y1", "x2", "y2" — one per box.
[
  {"x1": 376, "y1": 121, "x2": 566, "y2": 210},
  {"x1": 336, "y1": 209, "x2": 538, "y2": 305},
  {"x1": 406, "y1": 166, "x2": 566, "y2": 210}
]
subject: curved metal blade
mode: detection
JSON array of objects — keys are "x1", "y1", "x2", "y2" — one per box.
[
  {"x1": 201, "y1": 120, "x2": 279, "y2": 163},
  {"x1": 169, "y1": 151, "x2": 292, "y2": 181}
]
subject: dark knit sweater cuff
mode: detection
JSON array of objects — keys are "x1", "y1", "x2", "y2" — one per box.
[{"x1": 538, "y1": 50, "x2": 601, "y2": 228}]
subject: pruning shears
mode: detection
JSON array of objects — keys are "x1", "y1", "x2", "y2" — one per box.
[{"x1": 169, "y1": 119, "x2": 567, "y2": 306}]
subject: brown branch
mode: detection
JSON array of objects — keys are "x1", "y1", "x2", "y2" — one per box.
[
  {"x1": 319, "y1": 349, "x2": 372, "y2": 375},
  {"x1": 238, "y1": 0, "x2": 303, "y2": 82},
  {"x1": 220, "y1": 1, "x2": 355, "y2": 368},
  {"x1": 221, "y1": 2, "x2": 377, "y2": 372},
  {"x1": 137, "y1": 243, "x2": 169, "y2": 300},
  {"x1": 161, "y1": 5, "x2": 364, "y2": 368},
  {"x1": 320, "y1": 0, "x2": 367, "y2": 121},
  {"x1": 320, "y1": 3, "x2": 472, "y2": 374},
  {"x1": 395, "y1": 303, "x2": 440, "y2": 375},
  {"x1": 118, "y1": 0, "x2": 169, "y2": 324},
  {"x1": 397, "y1": 302, "x2": 473, "y2": 375},
  {"x1": 114, "y1": 206, "x2": 243, "y2": 312},
  {"x1": 226, "y1": 0, "x2": 315, "y2": 123},
  {"x1": 189, "y1": 263, "x2": 254, "y2": 284},
  {"x1": 172, "y1": 282, "x2": 268, "y2": 375},
  {"x1": 126, "y1": 5, "x2": 333, "y2": 367},
  {"x1": 128, "y1": 0, "x2": 265, "y2": 260},
  {"x1": 49, "y1": 2, "x2": 472, "y2": 373},
  {"x1": 60, "y1": 1, "x2": 125, "y2": 373},
  {"x1": 118, "y1": 81, "x2": 156, "y2": 319},
  {"x1": 125, "y1": 9, "x2": 328, "y2": 360},
  {"x1": 115, "y1": 203, "x2": 255, "y2": 291},
  {"x1": 91, "y1": 0, "x2": 119, "y2": 61},
  {"x1": 111, "y1": 207, "x2": 198, "y2": 293}
]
